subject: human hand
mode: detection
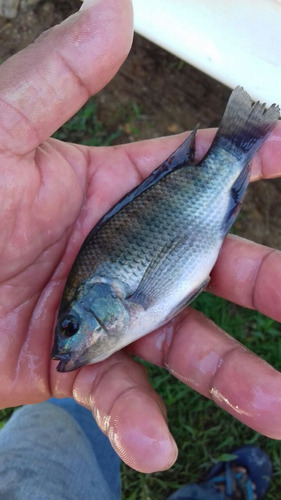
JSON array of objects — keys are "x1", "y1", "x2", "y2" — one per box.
[{"x1": 1, "y1": 0, "x2": 281, "y2": 473}]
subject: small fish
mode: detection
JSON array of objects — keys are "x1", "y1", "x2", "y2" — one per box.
[{"x1": 52, "y1": 87, "x2": 280, "y2": 372}]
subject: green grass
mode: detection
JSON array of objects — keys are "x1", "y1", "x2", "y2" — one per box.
[
  {"x1": 52, "y1": 97, "x2": 144, "y2": 145},
  {"x1": 0, "y1": 407, "x2": 16, "y2": 429},
  {"x1": 1, "y1": 99, "x2": 280, "y2": 497},
  {"x1": 53, "y1": 99, "x2": 122, "y2": 146}
]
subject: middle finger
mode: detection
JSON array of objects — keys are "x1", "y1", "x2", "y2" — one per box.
[{"x1": 129, "y1": 305, "x2": 281, "y2": 439}]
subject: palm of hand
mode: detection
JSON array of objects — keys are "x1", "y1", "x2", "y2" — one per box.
[
  {"x1": 0, "y1": 138, "x2": 147, "y2": 403},
  {"x1": 1, "y1": 0, "x2": 281, "y2": 474}
]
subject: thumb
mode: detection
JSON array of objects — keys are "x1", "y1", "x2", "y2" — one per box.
[{"x1": 0, "y1": 0, "x2": 133, "y2": 156}]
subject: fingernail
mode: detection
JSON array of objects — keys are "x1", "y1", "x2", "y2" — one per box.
[
  {"x1": 80, "y1": 0, "x2": 102, "y2": 11},
  {"x1": 108, "y1": 393, "x2": 179, "y2": 472}
]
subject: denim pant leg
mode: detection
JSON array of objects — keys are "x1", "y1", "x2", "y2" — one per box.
[{"x1": 0, "y1": 400, "x2": 121, "y2": 500}]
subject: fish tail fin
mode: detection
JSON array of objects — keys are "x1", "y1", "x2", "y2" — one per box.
[{"x1": 213, "y1": 86, "x2": 280, "y2": 161}]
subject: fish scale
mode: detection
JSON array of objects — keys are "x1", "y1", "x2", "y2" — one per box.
[
  {"x1": 52, "y1": 87, "x2": 280, "y2": 372},
  {"x1": 73, "y1": 166, "x2": 224, "y2": 284}
]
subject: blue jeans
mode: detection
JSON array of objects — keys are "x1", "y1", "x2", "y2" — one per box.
[
  {"x1": 0, "y1": 400, "x2": 262, "y2": 500},
  {"x1": 0, "y1": 399, "x2": 121, "y2": 499}
]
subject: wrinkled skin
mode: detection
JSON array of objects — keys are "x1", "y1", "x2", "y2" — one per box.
[{"x1": 1, "y1": 0, "x2": 281, "y2": 473}]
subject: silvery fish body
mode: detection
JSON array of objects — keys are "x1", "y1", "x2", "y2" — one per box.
[{"x1": 52, "y1": 87, "x2": 280, "y2": 372}]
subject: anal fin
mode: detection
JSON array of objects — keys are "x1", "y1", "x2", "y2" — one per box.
[{"x1": 222, "y1": 164, "x2": 250, "y2": 235}]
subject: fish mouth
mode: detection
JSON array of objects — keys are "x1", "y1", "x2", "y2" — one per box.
[
  {"x1": 51, "y1": 348, "x2": 65, "y2": 361},
  {"x1": 53, "y1": 353, "x2": 80, "y2": 373},
  {"x1": 52, "y1": 344, "x2": 109, "y2": 372},
  {"x1": 51, "y1": 345, "x2": 76, "y2": 373},
  {"x1": 57, "y1": 356, "x2": 73, "y2": 373},
  {"x1": 51, "y1": 334, "x2": 113, "y2": 373}
]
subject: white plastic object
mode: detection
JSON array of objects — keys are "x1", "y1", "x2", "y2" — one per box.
[{"x1": 132, "y1": 0, "x2": 281, "y2": 106}]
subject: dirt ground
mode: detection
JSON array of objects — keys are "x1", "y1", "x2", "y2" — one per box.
[{"x1": 1, "y1": 0, "x2": 281, "y2": 250}]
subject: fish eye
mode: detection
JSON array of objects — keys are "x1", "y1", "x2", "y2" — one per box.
[{"x1": 60, "y1": 315, "x2": 80, "y2": 338}]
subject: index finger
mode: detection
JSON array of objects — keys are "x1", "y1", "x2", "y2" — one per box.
[{"x1": 208, "y1": 234, "x2": 281, "y2": 322}]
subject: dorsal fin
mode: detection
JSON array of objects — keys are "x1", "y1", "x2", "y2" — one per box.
[
  {"x1": 164, "y1": 125, "x2": 198, "y2": 167},
  {"x1": 83, "y1": 127, "x2": 198, "y2": 245}
]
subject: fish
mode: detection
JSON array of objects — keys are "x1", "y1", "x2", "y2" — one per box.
[{"x1": 51, "y1": 87, "x2": 280, "y2": 372}]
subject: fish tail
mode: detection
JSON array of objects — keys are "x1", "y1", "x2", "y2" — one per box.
[{"x1": 213, "y1": 86, "x2": 280, "y2": 162}]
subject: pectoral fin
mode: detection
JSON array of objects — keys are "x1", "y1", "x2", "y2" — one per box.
[{"x1": 127, "y1": 236, "x2": 186, "y2": 309}]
